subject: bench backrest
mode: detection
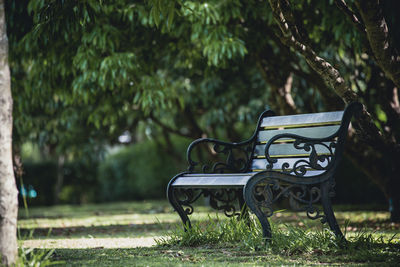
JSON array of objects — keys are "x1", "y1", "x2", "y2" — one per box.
[{"x1": 250, "y1": 110, "x2": 346, "y2": 177}]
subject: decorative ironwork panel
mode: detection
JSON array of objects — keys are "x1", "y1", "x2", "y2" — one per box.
[
  {"x1": 250, "y1": 178, "x2": 325, "y2": 221},
  {"x1": 266, "y1": 139, "x2": 337, "y2": 176},
  {"x1": 173, "y1": 188, "x2": 243, "y2": 217},
  {"x1": 174, "y1": 188, "x2": 203, "y2": 215},
  {"x1": 185, "y1": 110, "x2": 276, "y2": 174},
  {"x1": 187, "y1": 139, "x2": 255, "y2": 174},
  {"x1": 204, "y1": 188, "x2": 243, "y2": 217}
]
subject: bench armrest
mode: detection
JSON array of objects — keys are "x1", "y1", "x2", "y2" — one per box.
[
  {"x1": 187, "y1": 110, "x2": 276, "y2": 173},
  {"x1": 264, "y1": 102, "x2": 363, "y2": 176},
  {"x1": 187, "y1": 138, "x2": 254, "y2": 173},
  {"x1": 264, "y1": 133, "x2": 337, "y2": 176}
]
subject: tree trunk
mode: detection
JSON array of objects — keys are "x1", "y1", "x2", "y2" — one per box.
[
  {"x1": 54, "y1": 155, "x2": 65, "y2": 205},
  {"x1": 0, "y1": 0, "x2": 18, "y2": 265},
  {"x1": 388, "y1": 180, "x2": 400, "y2": 222},
  {"x1": 384, "y1": 146, "x2": 400, "y2": 222}
]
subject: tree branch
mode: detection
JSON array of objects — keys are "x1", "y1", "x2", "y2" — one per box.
[
  {"x1": 256, "y1": 59, "x2": 298, "y2": 114},
  {"x1": 149, "y1": 114, "x2": 192, "y2": 139},
  {"x1": 291, "y1": 67, "x2": 344, "y2": 110},
  {"x1": 355, "y1": 0, "x2": 400, "y2": 88},
  {"x1": 267, "y1": 0, "x2": 385, "y2": 146},
  {"x1": 269, "y1": 0, "x2": 358, "y2": 103},
  {"x1": 334, "y1": 0, "x2": 376, "y2": 59},
  {"x1": 335, "y1": 0, "x2": 365, "y2": 33},
  {"x1": 277, "y1": 73, "x2": 297, "y2": 114}
]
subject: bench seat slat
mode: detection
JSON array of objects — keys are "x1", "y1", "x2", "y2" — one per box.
[
  {"x1": 172, "y1": 167, "x2": 326, "y2": 187},
  {"x1": 261, "y1": 111, "x2": 343, "y2": 128},
  {"x1": 173, "y1": 174, "x2": 254, "y2": 187},
  {"x1": 182, "y1": 173, "x2": 252, "y2": 177},
  {"x1": 257, "y1": 125, "x2": 340, "y2": 142}
]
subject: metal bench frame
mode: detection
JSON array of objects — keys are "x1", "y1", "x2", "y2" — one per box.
[{"x1": 167, "y1": 102, "x2": 362, "y2": 239}]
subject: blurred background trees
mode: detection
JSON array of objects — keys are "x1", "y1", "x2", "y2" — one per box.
[{"x1": 4, "y1": 0, "x2": 399, "y2": 220}]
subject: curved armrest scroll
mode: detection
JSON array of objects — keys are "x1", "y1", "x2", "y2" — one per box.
[
  {"x1": 186, "y1": 110, "x2": 276, "y2": 173},
  {"x1": 264, "y1": 102, "x2": 362, "y2": 177},
  {"x1": 264, "y1": 133, "x2": 338, "y2": 177},
  {"x1": 186, "y1": 138, "x2": 254, "y2": 173}
]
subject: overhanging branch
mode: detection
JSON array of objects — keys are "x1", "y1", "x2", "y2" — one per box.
[
  {"x1": 335, "y1": 0, "x2": 365, "y2": 33},
  {"x1": 355, "y1": 0, "x2": 400, "y2": 88},
  {"x1": 268, "y1": 0, "x2": 357, "y2": 103},
  {"x1": 150, "y1": 114, "x2": 192, "y2": 139},
  {"x1": 267, "y1": 0, "x2": 384, "y2": 145}
]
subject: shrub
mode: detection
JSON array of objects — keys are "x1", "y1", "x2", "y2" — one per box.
[{"x1": 97, "y1": 138, "x2": 188, "y2": 201}]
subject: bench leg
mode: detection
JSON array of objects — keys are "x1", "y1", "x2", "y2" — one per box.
[
  {"x1": 321, "y1": 180, "x2": 344, "y2": 239},
  {"x1": 243, "y1": 174, "x2": 273, "y2": 239},
  {"x1": 167, "y1": 184, "x2": 192, "y2": 230}
]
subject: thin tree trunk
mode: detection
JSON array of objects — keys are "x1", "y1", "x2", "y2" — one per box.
[
  {"x1": 54, "y1": 155, "x2": 65, "y2": 205},
  {"x1": 0, "y1": 0, "x2": 18, "y2": 264},
  {"x1": 256, "y1": 61, "x2": 298, "y2": 114}
]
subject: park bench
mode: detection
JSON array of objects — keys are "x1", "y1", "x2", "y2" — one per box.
[{"x1": 167, "y1": 102, "x2": 362, "y2": 239}]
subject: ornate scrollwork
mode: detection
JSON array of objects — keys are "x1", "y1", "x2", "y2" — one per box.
[
  {"x1": 174, "y1": 188, "x2": 204, "y2": 215},
  {"x1": 252, "y1": 178, "x2": 325, "y2": 221},
  {"x1": 187, "y1": 139, "x2": 255, "y2": 173},
  {"x1": 204, "y1": 188, "x2": 242, "y2": 217},
  {"x1": 185, "y1": 110, "x2": 276, "y2": 174},
  {"x1": 174, "y1": 188, "x2": 243, "y2": 217},
  {"x1": 266, "y1": 137, "x2": 337, "y2": 177}
]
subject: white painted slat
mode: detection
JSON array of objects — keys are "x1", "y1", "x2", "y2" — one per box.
[
  {"x1": 172, "y1": 174, "x2": 253, "y2": 187},
  {"x1": 257, "y1": 125, "x2": 340, "y2": 142},
  {"x1": 261, "y1": 111, "x2": 343, "y2": 128}
]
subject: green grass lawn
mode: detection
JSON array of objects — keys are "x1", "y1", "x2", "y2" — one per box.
[{"x1": 18, "y1": 200, "x2": 400, "y2": 266}]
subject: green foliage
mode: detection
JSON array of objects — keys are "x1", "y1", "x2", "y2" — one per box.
[
  {"x1": 6, "y1": 0, "x2": 400, "y2": 211},
  {"x1": 7, "y1": 0, "x2": 367, "y2": 146},
  {"x1": 97, "y1": 138, "x2": 188, "y2": 201},
  {"x1": 7, "y1": 0, "x2": 354, "y2": 154},
  {"x1": 6, "y1": 0, "x2": 399, "y2": 146},
  {"x1": 6, "y1": 0, "x2": 268, "y2": 153}
]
